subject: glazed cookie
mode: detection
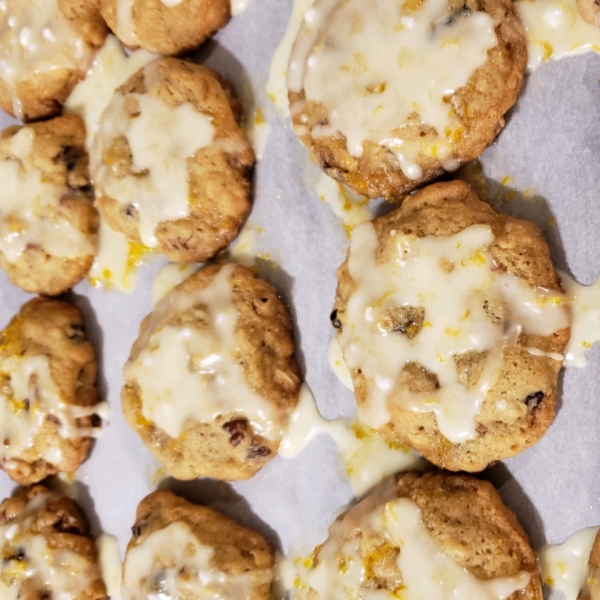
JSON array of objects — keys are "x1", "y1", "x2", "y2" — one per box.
[
  {"x1": 100, "y1": 0, "x2": 230, "y2": 55},
  {"x1": 580, "y1": 531, "x2": 600, "y2": 600},
  {"x1": 122, "y1": 263, "x2": 301, "y2": 480},
  {"x1": 333, "y1": 180, "x2": 570, "y2": 472},
  {"x1": 123, "y1": 490, "x2": 273, "y2": 600},
  {"x1": 576, "y1": 0, "x2": 600, "y2": 26},
  {"x1": 0, "y1": 0, "x2": 107, "y2": 121},
  {"x1": 90, "y1": 58, "x2": 254, "y2": 263},
  {"x1": 0, "y1": 114, "x2": 99, "y2": 296},
  {"x1": 295, "y1": 471, "x2": 541, "y2": 600},
  {"x1": 0, "y1": 485, "x2": 107, "y2": 599},
  {"x1": 288, "y1": 0, "x2": 527, "y2": 199},
  {"x1": 0, "y1": 297, "x2": 103, "y2": 485}
]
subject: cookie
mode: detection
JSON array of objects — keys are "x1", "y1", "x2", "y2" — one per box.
[
  {"x1": 0, "y1": 297, "x2": 102, "y2": 485},
  {"x1": 0, "y1": 114, "x2": 99, "y2": 296},
  {"x1": 297, "y1": 471, "x2": 541, "y2": 600},
  {"x1": 576, "y1": 0, "x2": 600, "y2": 26},
  {"x1": 90, "y1": 58, "x2": 254, "y2": 263},
  {"x1": 580, "y1": 530, "x2": 600, "y2": 600},
  {"x1": 0, "y1": 485, "x2": 107, "y2": 600},
  {"x1": 123, "y1": 490, "x2": 273, "y2": 600},
  {"x1": 333, "y1": 180, "x2": 570, "y2": 472},
  {"x1": 122, "y1": 263, "x2": 301, "y2": 480},
  {"x1": 0, "y1": 0, "x2": 107, "y2": 121},
  {"x1": 288, "y1": 0, "x2": 527, "y2": 199},
  {"x1": 100, "y1": 0, "x2": 230, "y2": 55}
]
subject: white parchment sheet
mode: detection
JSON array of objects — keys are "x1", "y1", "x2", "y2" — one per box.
[{"x1": 0, "y1": 2, "x2": 599, "y2": 598}]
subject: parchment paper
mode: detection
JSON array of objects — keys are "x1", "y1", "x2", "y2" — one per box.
[{"x1": 0, "y1": 3, "x2": 599, "y2": 599}]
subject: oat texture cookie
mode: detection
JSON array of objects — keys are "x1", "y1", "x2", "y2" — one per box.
[
  {"x1": 0, "y1": 114, "x2": 98, "y2": 296},
  {"x1": 0, "y1": 0, "x2": 107, "y2": 121},
  {"x1": 123, "y1": 490, "x2": 273, "y2": 600},
  {"x1": 122, "y1": 263, "x2": 301, "y2": 480},
  {"x1": 0, "y1": 297, "x2": 102, "y2": 485},
  {"x1": 0, "y1": 485, "x2": 107, "y2": 599},
  {"x1": 100, "y1": 0, "x2": 230, "y2": 55},
  {"x1": 90, "y1": 58, "x2": 254, "y2": 263},
  {"x1": 296, "y1": 471, "x2": 541, "y2": 600},
  {"x1": 576, "y1": 0, "x2": 600, "y2": 26},
  {"x1": 288, "y1": 0, "x2": 527, "y2": 199},
  {"x1": 333, "y1": 180, "x2": 570, "y2": 472},
  {"x1": 579, "y1": 530, "x2": 600, "y2": 600}
]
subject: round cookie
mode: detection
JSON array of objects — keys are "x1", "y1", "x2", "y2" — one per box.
[
  {"x1": 288, "y1": 0, "x2": 527, "y2": 199},
  {"x1": 0, "y1": 114, "x2": 99, "y2": 296},
  {"x1": 576, "y1": 0, "x2": 600, "y2": 26},
  {"x1": 297, "y1": 471, "x2": 542, "y2": 600},
  {"x1": 0, "y1": 485, "x2": 107, "y2": 600},
  {"x1": 122, "y1": 263, "x2": 301, "y2": 480},
  {"x1": 90, "y1": 58, "x2": 254, "y2": 263},
  {"x1": 100, "y1": 0, "x2": 230, "y2": 55},
  {"x1": 123, "y1": 490, "x2": 273, "y2": 600},
  {"x1": 0, "y1": 0, "x2": 107, "y2": 121},
  {"x1": 333, "y1": 180, "x2": 570, "y2": 472},
  {"x1": 0, "y1": 297, "x2": 102, "y2": 485}
]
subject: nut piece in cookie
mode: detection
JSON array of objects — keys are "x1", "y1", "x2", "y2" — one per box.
[
  {"x1": 288, "y1": 0, "x2": 527, "y2": 199},
  {"x1": 90, "y1": 58, "x2": 255, "y2": 263},
  {"x1": 298, "y1": 471, "x2": 541, "y2": 600},
  {"x1": 333, "y1": 180, "x2": 570, "y2": 472},
  {"x1": 0, "y1": 485, "x2": 107, "y2": 600},
  {"x1": 0, "y1": 297, "x2": 103, "y2": 485},
  {"x1": 0, "y1": 114, "x2": 99, "y2": 296},
  {"x1": 0, "y1": 0, "x2": 107, "y2": 121},
  {"x1": 100, "y1": 0, "x2": 230, "y2": 55},
  {"x1": 124, "y1": 490, "x2": 273, "y2": 600},
  {"x1": 576, "y1": 0, "x2": 600, "y2": 25},
  {"x1": 122, "y1": 263, "x2": 301, "y2": 480}
]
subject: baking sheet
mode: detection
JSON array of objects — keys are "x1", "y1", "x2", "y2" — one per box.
[{"x1": 0, "y1": 1, "x2": 599, "y2": 598}]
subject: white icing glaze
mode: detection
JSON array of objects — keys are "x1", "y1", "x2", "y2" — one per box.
[
  {"x1": 288, "y1": 0, "x2": 498, "y2": 178},
  {"x1": 231, "y1": 0, "x2": 252, "y2": 16},
  {"x1": 516, "y1": 0, "x2": 600, "y2": 72},
  {"x1": 327, "y1": 337, "x2": 353, "y2": 390},
  {"x1": 151, "y1": 262, "x2": 198, "y2": 305},
  {"x1": 560, "y1": 271, "x2": 600, "y2": 367},
  {"x1": 88, "y1": 219, "x2": 153, "y2": 293},
  {"x1": 0, "y1": 0, "x2": 95, "y2": 120},
  {"x1": 0, "y1": 492, "x2": 102, "y2": 600},
  {"x1": 162, "y1": 0, "x2": 184, "y2": 6},
  {"x1": 266, "y1": 0, "x2": 314, "y2": 114},
  {"x1": 122, "y1": 521, "x2": 272, "y2": 600},
  {"x1": 97, "y1": 534, "x2": 123, "y2": 600},
  {"x1": 272, "y1": 551, "x2": 298, "y2": 600},
  {"x1": 245, "y1": 107, "x2": 271, "y2": 160},
  {"x1": 0, "y1": 128, "x2": 95, "y2": 264},
  {"x1": 280, "y1": 383, "x2": 426, "y2": 496},
  {"x1": 116, "y1": 0, "x2": 140, "y2": 47},
  {"x1": 538, "y1": 527, "x2": 600, "y2": 600},
  {"x1": 294, "y1": 478, "x2": 530, "y2": 600},
  {"x1": 338, "y1": 223, "x2": 570, "y2": 443},
  {"x1": 90, "y1": 64, "x2": 216, "y2": 248},
  {"x1": 124, "y1": 264, "x2": 284, "y2": 441},
  {"x1": 315, "y1": 172, "x2": 372, "y2": 236},
  {"x1": 230, "y1": 225, "x2": 260, "y2": 267},
  {"x1": 0, "y1": 347, "x2": 106, "y2": 468},
  {"x1": 65, "y1": 35, "x2": 157, "y2": 151}
]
